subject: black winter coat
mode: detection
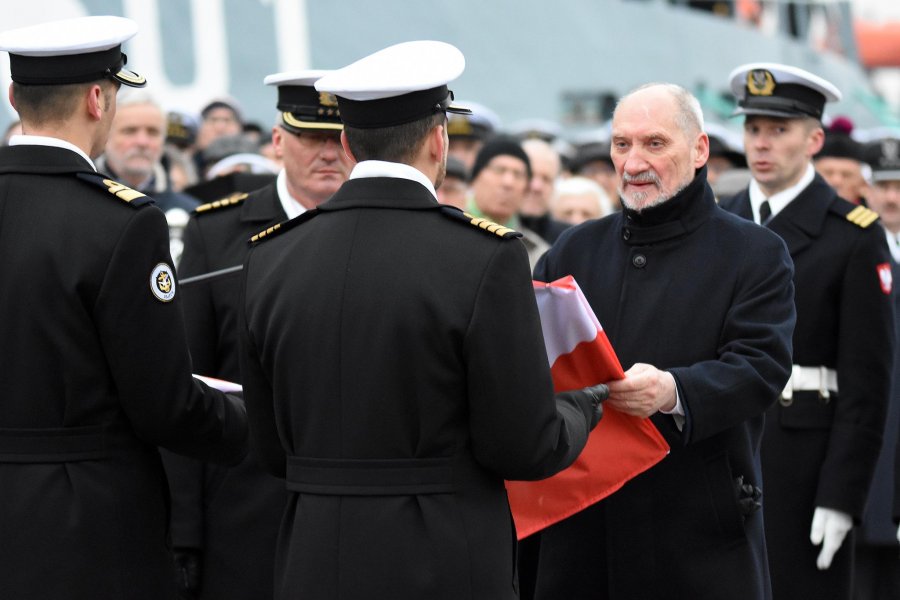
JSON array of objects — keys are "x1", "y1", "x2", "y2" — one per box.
[
  {"x1": 162, "y1": 183, "x2": 288, "y2": 600},
  {"x1": 0, "y1": 144, "x2": 246, "y2": 600},
  {"x1": 721, "y1": 175, "x2": 894, "y2": 600},
  {"x1": 531, "y1": 169, "x2": 795, "y2": 600},
  {"x1": 239, "y1": 174, "x2": 598, "y2": 600}
]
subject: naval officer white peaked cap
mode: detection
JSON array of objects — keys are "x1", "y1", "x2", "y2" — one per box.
[
  {"x1": 263, "y1": 69, "x2": 343, "y2": 132},
  {"x1": 728, "y1": 62, "x2": 840, "y2": 121},
  {"x1": 315, "y1": 40, "x2": 471, "y2": 129},
  {"x1": 0, "y1": 15, "x2": 146, "y2": 88}
]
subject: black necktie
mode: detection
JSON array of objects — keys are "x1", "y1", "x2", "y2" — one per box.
[{"x1": 759, "y1": 200, "x2": 771, "y2": 225}]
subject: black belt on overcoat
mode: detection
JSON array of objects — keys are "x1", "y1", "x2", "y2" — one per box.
[
  {"x1": 0, "y1": 424, "x2": 143, "y2": 463},
  {"x1": 285, "y1": 454, "x2": 493, "y2": 496}
]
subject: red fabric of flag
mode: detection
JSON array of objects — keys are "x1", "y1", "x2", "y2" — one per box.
[{"x1": 506, "y1": 275, "x2": 670, "y2": 540}]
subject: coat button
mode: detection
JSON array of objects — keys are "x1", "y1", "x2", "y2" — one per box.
[
  {"x1": 623, "y1": 228, "x2": 631, "y2": 241},
  {"x1": 632, "y1": 254, "x2": 647, "y2": 268}
]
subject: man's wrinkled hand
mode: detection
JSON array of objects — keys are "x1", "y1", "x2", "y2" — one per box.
[{"x1": 605, "y1": 363, "x2": 676, "y2": 418}]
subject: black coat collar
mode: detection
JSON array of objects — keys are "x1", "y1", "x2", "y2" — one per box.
[
  {"x1": 620, "y1": 167, "x2": 716, "y2": 245},
  {"x1": 240, "y1": 183, "x2": 286, "y2": 223},
  {"x1": 765, "y1": 174, "x2": 835, "y2": 255},
  {"x1": 319, "y1": 177, "x2": 440, "y2": 212},
  {"x1": 0, "y1": 144, "x2": 94, "y2": 174}
]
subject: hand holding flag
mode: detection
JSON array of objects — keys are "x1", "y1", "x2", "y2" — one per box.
[{"x1": 505, "y1": 276, "x2": 670, "y2": 540}]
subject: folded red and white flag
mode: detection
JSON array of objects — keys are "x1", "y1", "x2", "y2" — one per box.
[{"x1": 506, "y1": 275, "x2": 670, "y2": 540}]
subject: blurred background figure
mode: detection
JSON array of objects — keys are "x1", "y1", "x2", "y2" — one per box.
[
  {"x1": 508, "y1": 118, "x2": 562, "y2": 144},
  {"x1": 183, "y1": 132, "x2": 278, "y2": 202},
  {"x1": 570, "y1": 140, "x2": 620, "y2": 211},
  {"x1": 467, "y1": 136, "x2": 549, "y2": 268},
  {"x1": 705, "y1": 123, "x2": 752, "y2": 200},
  {"x1": 165, "y1": 110, "x2": 200, "y2": 191},
  {"x1": 447, "y1": 100, "x2": 500, "y2": 170},
  {"x1": 437, "y1": 155, "x2": 469, "y2": 210},
  {"x1": 550, "y1": 176, "x2": 613, "y2": 225},
  {"x1": 705, "y1": 122, "x2": 748, "y2": 186},
  {"x1": 853, "y1": 135, "x2": 900, "y2": 600},
  {"x1": 814, "y1": 116, "x2": 869, "y2": 205},
  {"x1": 97, "y1": 90, "x2": 199, "y2": 213},
  {"x1": 95, "y1": 89, "x2": 201, "y2": 265},
  {"x1": 194, "y1": 97, "x2": 244, "y2": 175},
  {"x1": 520, "y1": 138, "x2": 570, "y2": 243}
]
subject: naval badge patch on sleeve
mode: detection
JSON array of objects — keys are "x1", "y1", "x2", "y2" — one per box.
[{"x1": 151, "y1": 263, "x2": 176, "y2": 302}]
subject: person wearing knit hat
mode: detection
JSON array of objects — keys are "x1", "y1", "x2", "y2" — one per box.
[
  {"x1": 814, "y1": 117, "x2": 868, "y2": 205},
  {"x1": 466, "y1": 136, "x2": 550, "y2": 268}
]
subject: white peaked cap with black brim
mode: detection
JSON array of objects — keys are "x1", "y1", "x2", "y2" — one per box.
[
  {"x1": 315, "y1": 40, "x2": 472, "y2": 129},
  {"x1": 264, "y1": 69, "x2": 342, "y2": 132},
  {"x1": 728, "y1": 62, "x2": 840, "y2": 121},
  {"x1": 0, "y1": 15, "x2": 145, "y2": 88}
]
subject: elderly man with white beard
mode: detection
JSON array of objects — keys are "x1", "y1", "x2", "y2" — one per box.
[
  {"x1": 527, "y1": 83, "x2": 797, "y2": 600},
  {"x1": 98, "y1": 89, "x2": 200, "y2": 215}
]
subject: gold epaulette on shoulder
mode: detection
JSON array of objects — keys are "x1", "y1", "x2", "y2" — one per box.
[
  {"x1": 846, "y1": 205, "x2": 879, "y2": 229},
  {"x1": 76, "y1": 172, "x2": 152, "y2": 207},
  {"x1": 250, "y1": 223, "x2": 281, "y2": 243},
  {"x1": 196, "y1": 192, "x2": 248, "y2": 214},
  {"x1": 102, "y1": 178, "x2": 146, "y2": 203},
  {"x1": 247, "y1": 210, "x2": 320, "y2": 246},
  {"x1": 463, "y1": 212, "x2": 522, "y2": 239}
]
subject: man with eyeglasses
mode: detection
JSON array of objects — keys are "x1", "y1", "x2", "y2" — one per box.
[
  {"x1": 467, "y1": 136, "x2": 550, "y2": 268},
  {"x1": 161, "y1": 70, "x2": 351, "y2": 600}
]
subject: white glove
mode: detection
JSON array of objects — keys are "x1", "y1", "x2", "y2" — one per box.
[{"x1": 809, "y1": 507, "x2": 852, "y2": 570}]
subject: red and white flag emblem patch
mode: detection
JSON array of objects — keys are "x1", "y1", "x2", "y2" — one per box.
[{"x1": 877, "y1": 263, "x2": 893, "y2": 295}]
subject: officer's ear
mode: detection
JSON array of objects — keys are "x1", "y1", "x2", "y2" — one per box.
[
  {"x1": 429, "y1": 123, "x2": 447, "y2": 165},
  {"x1": 85, "y1": 84, "x2": 104, "y2": 122},
  {"x1": 7, "y1": 83, "x2": 16, "y2": 111},
  {"x1": 806, "y1": 123, "x2": 825, "y2": 158},
  {"x1": 340, "y1": 130, "x2": 357, "y2": 163}
]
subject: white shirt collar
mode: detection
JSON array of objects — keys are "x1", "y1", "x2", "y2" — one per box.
[
  {"x1": 348, "y1": 160, "x2": 437, "y2": 199},
  {"x1": 276, "y1": 170, "x2": 308, "y2": 220},
  {"x1": 884, "y1": 227, "x2": 900, "y2": 263},
  {"x1": 8, "y1": 134, "x2": 96, "y2": 171},
  {"x1": 749, "y1": 163, "x2": 816, "y2": 223}
]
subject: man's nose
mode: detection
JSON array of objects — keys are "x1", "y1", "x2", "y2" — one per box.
[{"x1": 622, "y1": 151, "x2": 650, "y2": 175}]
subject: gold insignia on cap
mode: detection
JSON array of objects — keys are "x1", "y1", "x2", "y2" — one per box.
[
  {"x1": 319, "y1": 92, "x2": 338, "y2": 108},
  {"x1": 447, "y1": 117, "x2": 473, "y2": 137},
  {"x1": 103, "y1": 179, "x2": 145, "y2": 202},
  {"x1": 846, "y1": 206, "x2": 879, "y2": 229},
  {"x1": 150, "y1": 263, "x2": 176, "y2": 302},
  {"x1": 747, "y1": 69, "x2": 776, "y2": 97},
  {"x1": 195, "y1": 192, "x2": 248, "y2": 213},
  {"x1": 464, "y1": 212, "x2": 518, "y2": 238}
]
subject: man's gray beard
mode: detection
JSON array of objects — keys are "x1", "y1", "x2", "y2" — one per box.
[{"x1": 619, "y1": 183, "x2": 687, "y2": 213}]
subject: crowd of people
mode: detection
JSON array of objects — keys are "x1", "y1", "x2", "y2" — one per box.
[{"x1": 0, "y1": 12, "x2": 899, "y2": 600}]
